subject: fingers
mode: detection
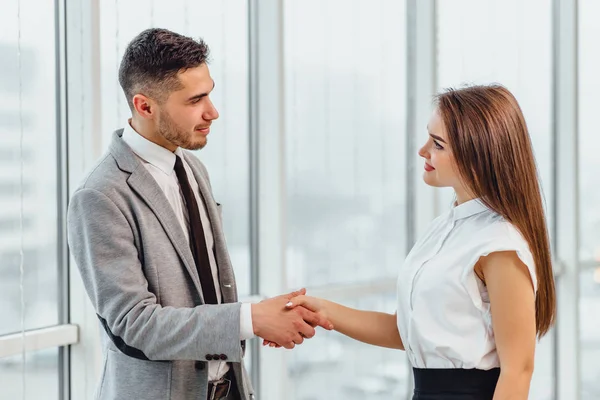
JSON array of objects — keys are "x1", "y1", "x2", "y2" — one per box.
[
  {"x1": 262, "y1": 327, "x2": 307, "y2": 348},
  {"x1": 282, "y1": 341, "x2": 296, "y2": 350},
  {"x1": 285, "y1": 295, "x2": 308, "y2": 309},
  {"x1": 261, "y1": 288, "x2": 306, "y2": 305},
  {"x1": 312, "y1": 312, "x2": 334, "y2": 330},
  {"x1": 284, "y1": 288, "x2": 307, "y2": 300},
  {"x1": 263, "y1": 339, "x2": 282, "y2": 348},
  {"x1": 295, "y1": 306, "x2": 334, "y2": 331},
  {"x1": 297, "y1": 322, "x2": 316, "y2": 339},
  {"x1": 292, "y1": 332, "x2": 304, "y2": 345},
  {"x1": 265, "y1": 332, "x2": 307, "y2": 348}
]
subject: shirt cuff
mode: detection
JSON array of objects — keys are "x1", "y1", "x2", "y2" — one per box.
[{"x1": 239, "y1": 303, "x2": 255, "y2": 340}]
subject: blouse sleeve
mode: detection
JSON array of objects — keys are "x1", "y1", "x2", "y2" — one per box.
[{"x1": 461, "y1": 222, "x2": 537, "y2": 311}]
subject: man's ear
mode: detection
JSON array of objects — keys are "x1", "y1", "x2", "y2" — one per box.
[{"x1": 132, "y1": 94, "x2": 156, "y2": 119}]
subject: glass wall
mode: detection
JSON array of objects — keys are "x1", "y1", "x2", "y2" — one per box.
[
  {"x1": 437, "y1": 1, "x2": 554, "y2": 398},
  {"x1": 283, "y1": 0, "x2": 408, "y2": 398},
  {"x1": 578, "y1": 1, "x2": 600, "y2": 398},
  {"x1": 0, "y1": 349, "x2": 59, "y2": 400},
  {"x1": 0, "y1": 0, "x2": 61, "y2": 397}
]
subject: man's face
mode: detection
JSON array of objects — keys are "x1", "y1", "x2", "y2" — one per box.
[{"x1": 155, "y1": 63, "x2": 219, "y2": 151}]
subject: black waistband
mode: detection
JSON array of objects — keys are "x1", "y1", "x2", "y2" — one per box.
[{"x1": 413, "y1": 368, "x2": 500, "y2": 397}]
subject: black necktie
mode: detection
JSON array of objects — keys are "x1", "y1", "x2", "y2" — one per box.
[{"x1": 173, "y1": 155, "x2": 218, "y2": 304}]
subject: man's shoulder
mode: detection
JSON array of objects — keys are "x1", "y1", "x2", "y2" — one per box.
[{"x1": 73, "y1": 151, "x2": 128, "y2": 198}]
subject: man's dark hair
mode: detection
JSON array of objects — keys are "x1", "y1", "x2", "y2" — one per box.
[{"x1": 118, "y1": 28, "x2": 210, "y2": 110}]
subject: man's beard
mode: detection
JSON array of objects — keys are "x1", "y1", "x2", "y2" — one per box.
[{"x1": 158, "y1": 110, "x2": 206, "y2": 151}]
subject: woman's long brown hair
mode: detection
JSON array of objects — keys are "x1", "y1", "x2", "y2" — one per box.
[{"x1": 436, "y1": 84, "x2": 556, "y2": 337}]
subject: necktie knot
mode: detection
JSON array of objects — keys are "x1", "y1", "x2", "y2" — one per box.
[{"x1": 174, "y1": 155, "x2": 185, "y2": 175}]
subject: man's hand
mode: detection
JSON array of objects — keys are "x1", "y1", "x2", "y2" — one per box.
[{"x1": 251, "y1": 291, "x2": 333, "y2": 349}]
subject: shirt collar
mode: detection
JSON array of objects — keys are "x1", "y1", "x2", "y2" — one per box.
[
  {"x1": 121, "y1": 120, "x2": 183, "y2": 175},
  {"x1": 451, "y1": 198, "x2": 489, "y2": 221}
]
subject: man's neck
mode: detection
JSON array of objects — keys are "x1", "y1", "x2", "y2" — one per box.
[{"x1": 129, "y1": 118, "x2": 177, "y2": 152}]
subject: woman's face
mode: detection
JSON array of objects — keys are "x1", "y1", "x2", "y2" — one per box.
[{"x1": 418, "y1": 109, "x2": 464, "y2": 191}]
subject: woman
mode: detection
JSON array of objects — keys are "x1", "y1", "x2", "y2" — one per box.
[{"x1": 271, "y1": 85, "x2": 556, "y2": 399}]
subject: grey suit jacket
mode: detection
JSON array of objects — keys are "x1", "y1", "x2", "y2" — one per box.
[{"x1": 67, "y1": 130, "x2": 255, "y2": 400}]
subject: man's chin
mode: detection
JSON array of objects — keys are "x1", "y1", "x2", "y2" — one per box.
[{"x1": 183, "y1": 139, "x2": 207, "y2": 151}]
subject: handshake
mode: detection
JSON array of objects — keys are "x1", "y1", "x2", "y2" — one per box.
[{"x1": 250, "y1": 289, "x2": 332, "y2": 349}]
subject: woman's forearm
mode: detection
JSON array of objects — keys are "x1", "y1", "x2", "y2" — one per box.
[
  {"x1": 321, "y1": 300, "x2": 404, "y2": 350},
  {"x1": 492, "y1": 369, "x2": 533, "y2": 400}
]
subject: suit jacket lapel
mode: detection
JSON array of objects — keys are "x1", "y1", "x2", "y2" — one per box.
[
  {"x1": 183, "y1": 152, "x2": 238, "y2": 304},
  {"x1": 110, "y1": 131, "x2": 204, "y2": 300}
]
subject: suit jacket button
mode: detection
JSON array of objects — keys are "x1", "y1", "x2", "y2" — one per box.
[
  {"x1": 219, "y1": 354, "x2": 227, "y2": 361},
  {"x1": 213, "y1": 354, "x2": 220, "y2": 360},
  {"x1": 206, "y1": 354, "x2": 213, "y2": 361},
  {"x1": 195, "y1": 361, "x2": 205, "y2": 370}
]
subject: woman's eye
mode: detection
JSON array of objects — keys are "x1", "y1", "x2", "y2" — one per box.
[{"x1": 433, "y1": 140, "x2": 443, "y2": 150}]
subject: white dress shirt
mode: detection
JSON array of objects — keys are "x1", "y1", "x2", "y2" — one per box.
[
  {"x1": 122, "y1": 122, "x2": 254, "y2": 381},
  {"x1": 396, "y1": 198, "x2": 537, "y2": 370}
]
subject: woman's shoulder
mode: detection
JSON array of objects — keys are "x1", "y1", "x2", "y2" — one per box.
[
  {"x1": 467, "y1": 212, "x2": 529, "y2": 251},
  {"x1": 471, "y1": 216, "x2": 537, "y2": 291}
]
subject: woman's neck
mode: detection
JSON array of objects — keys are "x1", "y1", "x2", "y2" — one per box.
[{"x1": 454, "y1": 187, "x2": 475, "y2": 205}]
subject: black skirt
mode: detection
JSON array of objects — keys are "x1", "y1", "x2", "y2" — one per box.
[{"x1": 412, "y1": 368, "x2": 500, "y2": 400}]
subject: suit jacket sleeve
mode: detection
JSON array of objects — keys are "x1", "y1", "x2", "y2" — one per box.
[{"x1": 67, "y1": 187, "x2": 243, "y2": 362}]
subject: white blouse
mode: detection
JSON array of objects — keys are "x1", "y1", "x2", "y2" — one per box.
[{"x1": 396, "y1": 198, "x2": 537, "y2": 369}]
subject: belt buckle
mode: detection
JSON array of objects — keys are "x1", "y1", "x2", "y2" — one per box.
[{"x1": 209, "y1": 378, "x2": 231, "y2": 400}]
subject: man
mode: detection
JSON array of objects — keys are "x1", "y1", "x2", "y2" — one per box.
[{"x1": 67, "y1": 28, "x2": 331, "y2": 400}]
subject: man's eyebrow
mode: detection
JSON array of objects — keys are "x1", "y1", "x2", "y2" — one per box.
[{"x1": 187, "y1": 80, "x2": 215, "y2": 102}]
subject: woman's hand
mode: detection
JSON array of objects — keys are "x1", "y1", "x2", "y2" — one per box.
[{"x1": 285, "y1": 295, "x2": 327, "y2": 318}]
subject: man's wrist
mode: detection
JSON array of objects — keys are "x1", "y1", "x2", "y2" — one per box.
[{"x1": 240, "y1": 303, "x2": 256, "y2": 340}]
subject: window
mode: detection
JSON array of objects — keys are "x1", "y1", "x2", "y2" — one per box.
[
  {"x1": 0, "y1": 349, "x2": 59, "y2": 400},
  {"x1": 0, "y1": 0, "x2": 60, "y2": 335},
  {"x1": 578, "y1": 1, "x2": 600, "y2": 398},
  {"x1": 0, "y1": 0, "x2": 62, "y2": 398},
  {"x1": 283, "y1": 0, "x2": 407, "y2": 288},
  {"x1": 283, "y1": 0, "x2": 408, "y2": 398}
]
